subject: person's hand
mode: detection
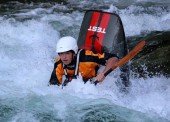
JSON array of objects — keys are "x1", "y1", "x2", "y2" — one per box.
[{"x1": 96, "y1": 72, "x2": 105, "y2": 83}]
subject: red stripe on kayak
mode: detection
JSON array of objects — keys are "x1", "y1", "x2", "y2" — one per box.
[
  {"x1": 95, "y1": 13, "x2": 110, "y2": 53},
  {"x1": 84, "y1": 12, "x2": 100, "y2": 50}
]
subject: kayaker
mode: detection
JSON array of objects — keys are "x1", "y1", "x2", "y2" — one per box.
[{"x1": 49, "y1": 36, "x2": 119, "y2": 86}]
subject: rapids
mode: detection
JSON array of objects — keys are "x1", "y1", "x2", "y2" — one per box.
[{"x1": 0, "y1": 0, "x2": 170, "y2": 121}]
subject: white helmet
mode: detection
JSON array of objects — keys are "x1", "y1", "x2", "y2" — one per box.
[{"x1": 56, "y1": 36, "x2": 78, "y2": 54}]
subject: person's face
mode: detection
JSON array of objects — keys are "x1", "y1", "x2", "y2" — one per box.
[{"x1": 59, "y1": 51, "x2": 74, "y2": 65}]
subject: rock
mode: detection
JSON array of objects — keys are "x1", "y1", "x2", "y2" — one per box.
[{"x1": 127, "y1": 31, "x2": 170, "y2": 78}]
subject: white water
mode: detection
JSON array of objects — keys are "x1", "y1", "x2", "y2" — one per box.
[{"x1": 0, "y1": 1, "x2": 170, "y2": 122}]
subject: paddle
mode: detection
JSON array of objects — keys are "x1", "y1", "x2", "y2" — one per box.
[{"x1": 94, "y1": 40, "x2": 146, "y2": 85}]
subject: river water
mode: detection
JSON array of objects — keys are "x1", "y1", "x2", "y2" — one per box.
[{"x1": 0, "y1": 0, "x2": 170, "y2": 122}]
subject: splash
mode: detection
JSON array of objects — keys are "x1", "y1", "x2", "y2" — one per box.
[{"x1": 0, "y1": 2, "x2": 169, "y2": 121}]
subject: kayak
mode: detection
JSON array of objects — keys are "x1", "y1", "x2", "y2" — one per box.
[{"x1": 77, "y1": 10, "x2": 130, "y2": 87}]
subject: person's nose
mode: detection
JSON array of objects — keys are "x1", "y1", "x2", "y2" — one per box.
[{"x1": 63, "y1": 54, "x2": 67, "y2": 59}]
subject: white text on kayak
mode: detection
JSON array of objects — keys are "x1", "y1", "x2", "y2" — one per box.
[{"x1": 88, "y1": 26, "x2": 106, "y2": 33}]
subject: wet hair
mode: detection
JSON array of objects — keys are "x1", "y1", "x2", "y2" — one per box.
[
  {"x1": 69, "y1": 50, "x2": 75, "y2": 54},
  {"x1": 58, "y1": 50, "x2": 75, "y2": 55}
]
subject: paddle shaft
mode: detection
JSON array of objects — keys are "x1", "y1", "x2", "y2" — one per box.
[{"x1": 94, "y1": 41, "x2": 146, "y2": 85}]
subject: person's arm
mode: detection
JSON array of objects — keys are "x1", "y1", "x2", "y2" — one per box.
[
  {"x1": 49, "y1": 59, "x2": 63, "y2": 86},
  {"x1": 96, "y1": 56, "x2": 119, "y2": 82},
  {"x1": 103, "y1": 57, "x2": 119, "y2": 74},
  {"x1": 49, "y1": 68, "x2": 60, "y2": 86}
]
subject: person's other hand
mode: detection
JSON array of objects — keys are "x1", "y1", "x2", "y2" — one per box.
[{"x1": 96, "y1": 72, "x2": 105, "y2": 83}]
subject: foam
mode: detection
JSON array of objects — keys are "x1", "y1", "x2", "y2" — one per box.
[
  {"x1": 0, "y1": 2, "x2": 169, "y2": 121},
  {"x1": 107, "y1": 4, "x2": 170, "y2": 36}
]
